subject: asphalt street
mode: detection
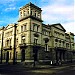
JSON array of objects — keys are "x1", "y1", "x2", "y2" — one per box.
[{"x1": 0, "y1": 64, "x2": 75, "y2": 75}]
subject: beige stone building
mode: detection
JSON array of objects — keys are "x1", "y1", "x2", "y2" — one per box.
[{"x1": 0, "y1": 2, "x2": 75, "y2": 65}]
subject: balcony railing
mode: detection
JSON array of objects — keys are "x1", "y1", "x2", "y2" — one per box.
[{"x1": 3, "y1": 46, "x2": 12, "y2": 50}]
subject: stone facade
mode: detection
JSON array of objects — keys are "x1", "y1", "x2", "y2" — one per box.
[{"x1": 0, "y1": 2, "x2": 75, "y2": 65}]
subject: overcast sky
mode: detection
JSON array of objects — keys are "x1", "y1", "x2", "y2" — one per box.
[{"x1": 0, "y1": 0, "x2": 75, "y2": 34}]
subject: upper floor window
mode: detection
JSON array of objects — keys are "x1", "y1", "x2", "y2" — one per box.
[
  {"x1": 22, "y1": 36, "x2": 25, "y2": 44},
  {"x1": 66, "y1": 43, "x2": 69, "y2": 48},
  {"x1": 24, "y1": 11, "x2": 26, "y2": 16},
  {"x1": 21, "y1": 24, "x2": 27, "y2": 32},
  {"x1": 59, "y1": 44, "x2": 61, "y2": 47},
  {"x1": 38, "y1": 13, "x2": 41, "y2": 18},
  {"x1": 35, "y1": 12, "x2": 36, "y2": 17},
  {"x1": 33, "y1": 25, "x2": 35, "y2": 31},
  {"x1": 55, "y1": 39, "x2": 58, "y2": 42},
  {"x1": 37, "y1": 25, "x2": 39, "y2": 32},
  {"x1": 28, "y1": 10, "x2": 29, "y2": 14},
  {"x1": 45, "y1": 44, "x2": 49, "y2": 51},
  {"x1": 16, "y1": 39, "x2": 18, "y2": 46},
  {"x1": 34, "y1": 38, "x2": 38, "y2": 44},
  {"x1": 20, "y1": 12, "x2": 22, "y2": 17},
  {"x1": 31, "y1": 10, "x2": 32, "y2": 15},
  {"x1": 21, "y1": 26, "x2": 23, "y2": 32},
  {"x1": 7, "y1": 40, "x2": 9, "y2": 46},
  {"x1": 24, "y1": 25, "x2": 26, "y2": 30},
  {"x1": 55, "y1": 43, "x2": 57, "y2": 47}
]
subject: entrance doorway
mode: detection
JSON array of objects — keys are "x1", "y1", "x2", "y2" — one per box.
[
  {"x1": 6, "y1": 51, "x2": 9, "y2": 63},
  {"x1": 21, "y1": 49, "x2": 25, "y2": 62},
  {"x1": 33, "y1": 48, "x2": 38, "y2": 61}
]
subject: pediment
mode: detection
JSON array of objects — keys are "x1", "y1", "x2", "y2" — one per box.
[
  {"x1": 5, "y1": 24, "x2": 14, "y2": 29},
  {"x1": 53, "y1": 23, "x2": 66, "y2": 32}
]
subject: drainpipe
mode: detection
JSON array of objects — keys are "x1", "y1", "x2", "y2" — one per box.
[
  {"x1": 13, "y1": 24, "x2": 17, "y2": 64},
  {"x1": 1, "y1": 26, "x2": 4, "y2": 64}
]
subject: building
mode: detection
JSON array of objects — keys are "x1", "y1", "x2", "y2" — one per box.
[{"x1": 0, "y1": 2, "x2": 75, "y2": 65}]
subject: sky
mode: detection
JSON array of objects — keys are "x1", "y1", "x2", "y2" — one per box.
[{"x1": 0, "y1": 0, "x2": 75, "y2": 34}]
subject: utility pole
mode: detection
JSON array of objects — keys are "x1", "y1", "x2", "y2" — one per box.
[{"x1": 13, "y1": 24, "x2": 17, "y2": 64}]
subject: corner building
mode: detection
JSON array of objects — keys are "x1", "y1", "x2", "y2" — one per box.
[{"x1": 0, "y1": 2, "x2": 75, "y2": 65}]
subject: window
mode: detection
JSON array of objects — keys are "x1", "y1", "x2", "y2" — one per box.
[
  {"x1": 55, "y1": 43, "x2": 57, "y2": 47},
  {"x1": 37, "y1": 26, "x2": 39, "y2": 32},
  {"x1": 20, "y1": 12, "x2": 22, "y2": 17},
  {"x1": 21, "y1": 24, "x2": 27, "y2": 32},
  {"x1": 6, "y1": 39, "x2": 11, "y2": 47},
  {"x1": 24, "y1": 11, "x2": 26, "y2": 16},
  {"x1": 22, "y1": 36, "x2": 25, "y2": 44},
  {"x1": 31, "y1": 10, "x2": 32, "y2": 15},
  {"x1": 33, "y1": 25, "x2": 35, "y2": 31},
  {"x1": 38, "y1": 13, "x2": 41, "y2": 18},
  {"x1": 45, "y1": 44, "x2": 48, "y2": 51},
  {"x1": 34, "y1": 38, "x2": 38, "y2": 44},
  {"x1": 35, "y1": 12, "x2": 36, "y2": 17},
  {"x1": 24, "y1": 25, "x2": 26, "y2": 31},
  {"x1": 59, "y1": 44, "x2": 61, "y2": 47},
  {"x1": 55, "y1": 39, "x2": 58, "y2": 42},
  {"x1": 21, "y1": 26, "x2": 23, "y2": 32},
  {"x1": 16, "y1": 39, "x2": 18, "y2": 46},
  {"x1": 17, "y1": 30, "x2": 18, "y2": 34},
  {"x1": 66, "y1": 43, "x2": 69, "y2": 48},
  {"x1": 7, "y1": 40, "x2": 9, "y2": 46},
  {"x1": 10, "y1": 31, "x2": 12, "y2": 36}
]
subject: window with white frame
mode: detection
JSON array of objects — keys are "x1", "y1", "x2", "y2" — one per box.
[{"x1": 22, "y1": 36, "x2": 25, "y2": 44}]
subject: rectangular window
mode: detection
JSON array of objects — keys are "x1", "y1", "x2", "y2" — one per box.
[
  {"x1": 16, "y1": 39, "x2": 18, "y2": 46},
  {"x1": 24, "y1": 11, "x2": 26, "y2": 16},
  {"x1": 21, "y1": 26, "x2": 23, "y2": 32},
  {"x1": 35, "y1": 13, "x2": 36, "y2": 17},
  {"x1": 55, "y1": 43, "x2": 57, "y2": 47},
  {"x1": 45, "y1": 44, "x2": 48, "y2": 51},
  {"x1": 31, "y1": 11, "x2": 32, "y2": 15},
  {"x1": 33, "y1": 25, "x2": 35, "y2": 31},
  {"x1": 22, "y1": 36, "x2": 25, "y2": 44},
  {"x1": 7, "y1": 40, "x2": 9, "y2": 46},
  {"x1": 37, "y1": 26, "x2": 39, "y2": 32},
  {"x1": 24, "y1": 25, "x2": 26, "y2": 31},
  {"x1": 34, "y1": 38, "x2": 38, "y2": 44}
]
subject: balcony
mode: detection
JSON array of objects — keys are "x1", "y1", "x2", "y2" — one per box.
[
  {"x1": 55, "y1": 47, "x2": 67, "y2": 51},
  {"x1": 19, "y1": 43, "x2": 27, "y2": 48},
  {"x1": 4, "y1": 46, "x2": 12, "y2": 50},
  {"x1": 33, "y1": 43, "x2": 41, "y2": 49}
]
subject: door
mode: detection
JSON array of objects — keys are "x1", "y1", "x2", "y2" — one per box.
[
  {"x1": 6, "y1": 51, "x2": 9, "y2": 63},
  {"x1": 21, "y1": 49, "x2": 25, "y2": 62},
  {"x1": 33, "y1": 48, "x2": 38, "y2": 61}
]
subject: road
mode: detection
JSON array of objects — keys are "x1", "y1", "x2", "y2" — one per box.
[{"x1": 0, "y1": 64, "x2": 75, "y2": 75}]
